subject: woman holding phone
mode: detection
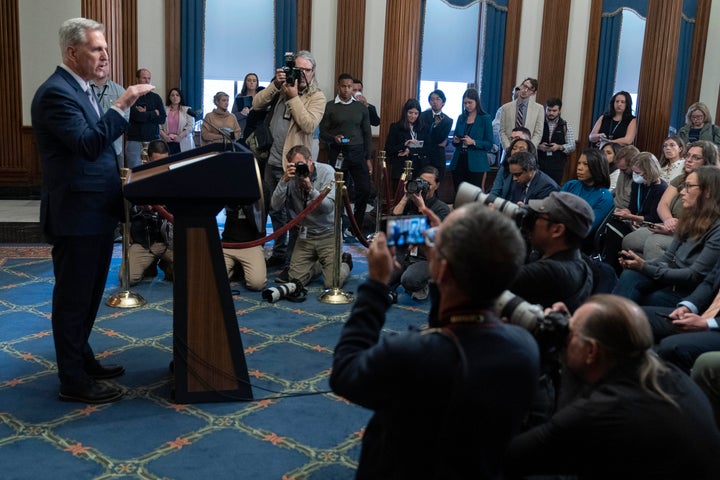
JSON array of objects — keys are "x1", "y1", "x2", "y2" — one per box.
[{"x1": 448, "y1": 88, "x2": 493, "y2": 193}]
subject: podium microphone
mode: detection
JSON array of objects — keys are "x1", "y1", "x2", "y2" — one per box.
[{"x1": 203, "y1": 118, "x2": 242, "y2": 151}]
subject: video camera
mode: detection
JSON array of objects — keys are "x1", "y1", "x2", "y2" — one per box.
[
  {"x1": 406, "y1": 178, "x2": 430, "y2": 196},
  {"x1": 283, "y1": 52, "x2": 303, "y2": 87}
]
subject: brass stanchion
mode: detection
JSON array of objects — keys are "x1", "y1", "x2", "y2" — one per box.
[
  {"x1": 374, "y1": 151, "x2": 387, "y2": 234},
  {"x1": 106, "y1": 167, "x2": 147, "y2": 308},
  {"x1": 401, "y1": 159, "x2": 413, "y2": 183},
  {"x1": 318, "y1": 171, "x2": 354, "y2": 304}
]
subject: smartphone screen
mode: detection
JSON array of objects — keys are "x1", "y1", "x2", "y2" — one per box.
[{"x1": 383, "y1": 215, "x2": 428, "y2": 247}]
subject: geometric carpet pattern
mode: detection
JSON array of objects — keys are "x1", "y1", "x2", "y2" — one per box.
[{"x1": 0, "y1": 244, "x2": 429, "y2": 480}]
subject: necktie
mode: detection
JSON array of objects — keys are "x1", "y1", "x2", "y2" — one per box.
[
  {"x1": 86, "y1": 88, "x2": 101, "y2": 118},
  {"x1": 515, "y1": 102, "x2": 525, "y2": 128}
]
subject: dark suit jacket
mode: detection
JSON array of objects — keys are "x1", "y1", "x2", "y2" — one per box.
[
  {"x1": 31, "y1": 66, "x2": 128, "y2": 240},
  {"x1": 683, "y1": 257, "x2": 720, "y2": 313},
  {"x1": 384, "y1": 121, "x2": 430, "y2": 180},
  {"x1": 420, "y1": 109, "x2": 453, "y2": 168},
  {"x1": 501, "y1": 169, "x2": 559, "y2": 202}
]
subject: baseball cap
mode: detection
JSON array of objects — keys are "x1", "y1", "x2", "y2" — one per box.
[{"x1": 527, "y1": 192, "x2": 595, "y2": 238}]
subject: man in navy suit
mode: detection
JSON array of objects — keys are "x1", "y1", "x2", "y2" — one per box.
[
  {"x1": 642, "y1": 257, "x2": 720, "y2": 373},
  {"x1": 31, "y1": 17, "x2": 154, "y2": 403},
  {"x1": 502, "y1": 151, "x2": 559, "y2": 204}
]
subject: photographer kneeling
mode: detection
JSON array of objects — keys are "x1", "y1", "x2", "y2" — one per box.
[
  {"x1": 270, "y1": 145, "x2": 352, "y2": 289},
  {"x1": 389, "y1": 166, "x2": 450, "y2": 301},
  {"x1": 331, "y1": 203, "x2": 540, "y2": 479},
  {"x1": 505, "y1": 295, "x2": 720, "y2": 479}
]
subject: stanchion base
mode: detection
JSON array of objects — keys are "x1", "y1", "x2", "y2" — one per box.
[
  {"x1": 106, "y1": 290, "x2": 147, "y2": 308},
  {"x1": 318, "y1": 288, "x2": 354, "y2": 304}
]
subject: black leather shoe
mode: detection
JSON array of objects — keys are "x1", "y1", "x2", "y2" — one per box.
[
  {"x1": 342, "y1": 252, "x2": 353, "y2": 272},
  {"x1": 85, "y1": 363, "x2": 125, "y2": 380},
  {"x1": 59, "y1": 381, "x2": 123, "y2": 404}
]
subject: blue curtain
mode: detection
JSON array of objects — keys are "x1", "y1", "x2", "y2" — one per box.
[
  {"x1": 181, "y1": 0, "x2": 205, "y2": 114},
  {"x1": 482, "y1": 1, "x2": 507, "y2": 115},
  {"x1": 275, "y1": 0, "x2": 297, "y2": 68},
  {"x1": 671, "y1": 0, "x2": 698, "y2": 132},
  {"x1": 592, "y1": 9, "x2": 623, "y2": 122}
]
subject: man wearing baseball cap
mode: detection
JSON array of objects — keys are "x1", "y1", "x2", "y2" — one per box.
[{"x1": 509, "y1": 192, "x2": 595, "y2": 311}]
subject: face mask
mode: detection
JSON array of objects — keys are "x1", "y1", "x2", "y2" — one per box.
[{"x1": 632, "y1": 172, "x2": 645, "y2": 184}]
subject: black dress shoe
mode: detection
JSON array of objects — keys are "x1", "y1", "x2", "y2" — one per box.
[
  {"x1": 85, "y1": 363, "x2": 125, "y2": 380},
  {"x1": 59, "y1": 381, "x2": 123, "y2": 404}
]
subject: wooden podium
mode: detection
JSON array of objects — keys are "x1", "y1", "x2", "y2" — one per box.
[{"x1": 124, "y1": 144, "x2": 261, "y2": 403}]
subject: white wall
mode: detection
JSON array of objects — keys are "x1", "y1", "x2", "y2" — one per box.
[
  {"x1": 137, "y1": 0, "x2": 166, "y2": 97},
  {"x1": 20, "y1": 0, "x2": 80, "y2": 124},
  {"x1": 516, "y1": 0, "x2": 544, "y2": 85},
  {"x1": 563, "y1": 0, "x2": 592, "y2": 135}
]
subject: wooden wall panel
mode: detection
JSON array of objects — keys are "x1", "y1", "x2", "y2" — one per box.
[
  {"x1": 297, "y1": 0, "x2": 313, "y2": 52},
  {"x1": 685, "y1": 0, "x2": 710, "y2": 109},
  {"x1": 82, "y1": 0, "x2": 124, "y2": 83},
  {"x1": 121, "y1": 0, "x2": 138, "y2": 88},
  {"x1": 165, "y1": 0, "x2": 181, "y2": 90},
  {"x1": 378, "y1": 0, "x2": 422, "y2": 154},
  {"x1": 578, "y1": 0, "x2": 603, "y2": 154},
  {"x1": 0, "y1": 0, "x2": 32, "y2": 185},
  {"x1": 334, "y1": 0, "x2": 366, "y2": 83},
  {"x1": 500, "y1": 0, "x2": 523, "y2": 105},
  {"x1": 636, "y1": 0, "x2": 682, "y2": 153},
  {"x1": 537, "y1": 0, "x2": 570, "y2": 105}
]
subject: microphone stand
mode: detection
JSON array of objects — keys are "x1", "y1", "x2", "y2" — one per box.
[{"x1": 203, "y1": 118, "x2": 243, "y2": 152}]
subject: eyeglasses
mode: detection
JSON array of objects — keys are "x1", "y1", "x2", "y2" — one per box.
[
  {"x1": 519, "y1": 84, "x2": 533, "y2": 91},
  {"x1": 690, "y1": 114, "x2": 705, "y2": 120},
  {"x1": 680, "y1": 183, "x2": 701, "y2": 191},
  {"x1": 686, "y1": 154, "x2": 705, "y2": 162}
]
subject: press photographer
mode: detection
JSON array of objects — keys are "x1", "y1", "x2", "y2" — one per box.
[
  {"x1": 330, "y1": 203, "x2": 540, "y2": 479},
  {"x1": 456, "y1": 184, "x2": 595, "y2": 312},
  {"x1": 270, "y1": 145, "x2": 353, "y2": 289},
  {"x1": 388, "y1": 166, "x2": 450, "y2": 301},
  {"x1": 252, "y1": 50, "x2": 326, "y2": 272}
]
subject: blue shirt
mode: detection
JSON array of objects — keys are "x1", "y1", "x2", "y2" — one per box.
[{"x1": 561, "y1": 180, "x2": 614, "y2": 234}]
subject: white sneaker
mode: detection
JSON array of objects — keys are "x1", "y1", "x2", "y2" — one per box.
[{"x1": 411, "y1": 284, "x2": 429, "y2": 301}]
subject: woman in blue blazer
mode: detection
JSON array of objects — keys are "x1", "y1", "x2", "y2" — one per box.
[{"x1": 449, "y1": 88, "x2": 493, "y2": 192}]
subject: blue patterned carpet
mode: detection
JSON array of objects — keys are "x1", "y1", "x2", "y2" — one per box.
[{"x1": 0, "y1": 244, "x2": 429, "y2": 480}]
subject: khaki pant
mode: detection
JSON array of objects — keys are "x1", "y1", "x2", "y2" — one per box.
[
  {"x1": 120, "y1": 242, "x2": 173, "y2": 285},
  {"x1": 223, "y1": 245, "x2": 267, "y2": 291},
  {"x1": 289, "y1": 233, "x2": 349, "y2": 288}
]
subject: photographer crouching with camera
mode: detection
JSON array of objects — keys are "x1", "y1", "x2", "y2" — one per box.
[
  {"x1": 505, "y1": 295, "x2": 720, "y2": 479},
  {"x1": 388, "y1": 166, "x2": 450, "y2": 301},
  {"x1": 330, "y1": 203, "x2": 540, "y2": 479},
  {"x1": 270, "y1": 145, "x2": 353, "y2": 290}
]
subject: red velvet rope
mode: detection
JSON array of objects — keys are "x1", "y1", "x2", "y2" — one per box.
[
  {"x1": 341, "y1": 188, "x2": 370, "y2": 249},
  {"x1": 223, "y1": 185, "x2": 332, "y2": 249}
]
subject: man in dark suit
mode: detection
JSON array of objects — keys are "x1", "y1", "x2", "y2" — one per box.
[
  {"x1": 31, "y1": 17, "x2": 154, "y2": 404},
  {"x1": 642, "y1": 257, "x2": 720, "y2": 373},
  {"x1": 420, "y1": 89, "x2": 453, "y2": 180},
  {"x1": 502, "y1": 151, "x2": 559, "y2": 204}
]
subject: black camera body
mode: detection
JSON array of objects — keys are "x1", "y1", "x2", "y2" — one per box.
[
  {"x1": 283, "y1": 52, "x2": 302, "y2": 87},
  {"x1": 406, "y1": 178, "x2": 430, "y2": 196},
  {"x1": 294, "y1": 161, "x2": 310, "y2": 179}
]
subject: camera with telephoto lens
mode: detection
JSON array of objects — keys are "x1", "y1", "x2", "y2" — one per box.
[
  {"x1": 283, "y1": 52, "x2": 302, "y2": 87},
  {"x1": 262, "y1": 279, "x2": 306, "y2": 303},
  {"x1": 294, "y1": 161, "x2": 310, "y2": 179},
  {"x1": 495, "y1": 290, "x2": 570, "y2": 359},
  {"x1": 406, "y1": 178, "x2": 430, "y2": 196},
  {"x1": 454, "y1": 181, "x2": 538, "y2": 231}
]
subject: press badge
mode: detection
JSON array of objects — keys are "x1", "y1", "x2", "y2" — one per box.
[
  {"x1": 300, "y1": 226, "x2": 308, "y2": 239},
  {"x1": 409, "y1": 245, "x2": 418, "y2": 257}
]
